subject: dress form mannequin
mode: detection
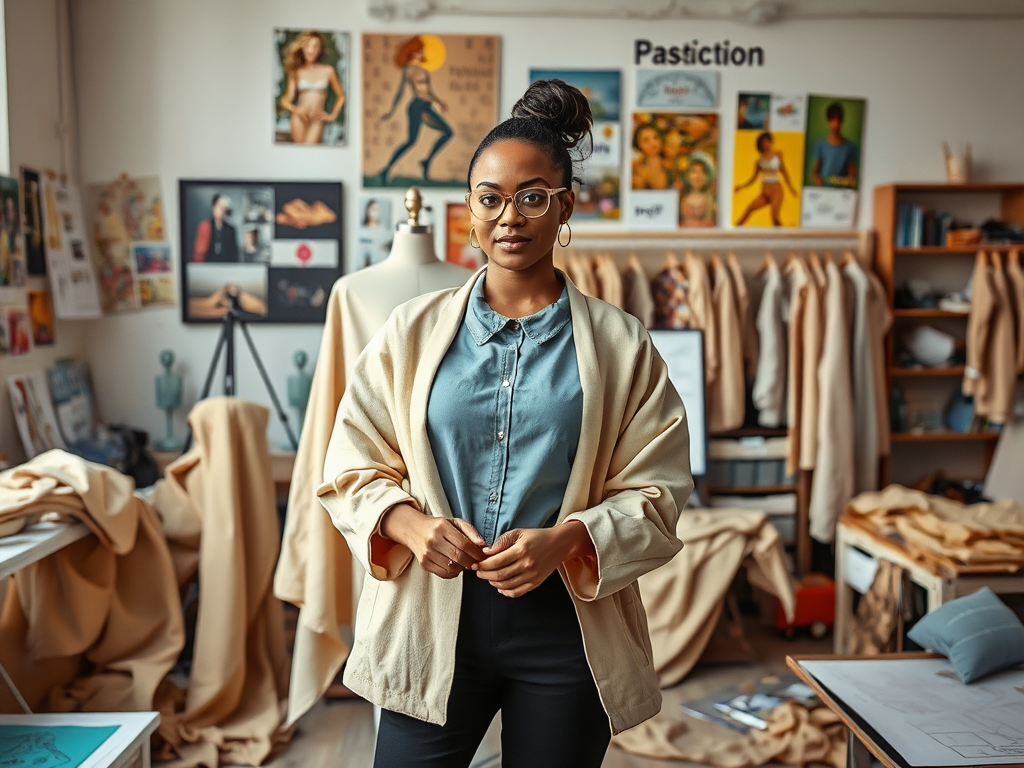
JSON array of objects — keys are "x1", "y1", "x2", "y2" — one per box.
[{"x1": 274, "y1": 187, "x2": 473, "y2": 726}]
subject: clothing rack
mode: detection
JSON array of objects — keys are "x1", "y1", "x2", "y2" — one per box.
[{"x1": 557, "y1": 228, "x2": 875, "y2": 578}]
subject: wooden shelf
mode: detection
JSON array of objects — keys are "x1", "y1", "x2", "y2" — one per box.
[
  {"x1": 710, "y1": 427, "x2": 789, "y2": 439},
  {"x1": 888, "y1": 366, "x2": 965, "y2": 377},
  {"x1": 890, "y1": 432, "x2": 1000, "y2": 443},
  {"x1": 892, "y1": 246, "x2": 1015, "y2": 254},
  {"x1": 707, "y1": 485, "x2": 797, "y2": 495},
  {"x1": 892, "y1": 308, "x2": 970, "y2": 318},
  {"x1": 880, "y1": 182, "x2": 1024, "y2": 193}
]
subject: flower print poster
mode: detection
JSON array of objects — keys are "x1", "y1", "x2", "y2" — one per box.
[
  {"x1": 273, "y1": 29, "x2": 349, "y2": 146},
  {"x1": 362, "y1": 33, "x2": 499, "y2": 189},
  {"x1": 630, "y1": 112, "x2": 718, "y2": 227}
]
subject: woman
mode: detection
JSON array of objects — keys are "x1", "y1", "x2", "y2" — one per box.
[
  {"x1": 680, "y1": 154, "x2": 717, "y2": 226},
  {"x1": 278, "y1": 31, "x2": 346, "y2": 145},
  {"x1": 631, "y1": 121, "x2": 669, "y2": 189},
  {"x1": 379, "y1": 36, "x2": 453, "y2": 183},
  {"x1": 734, "y1": 132, "x2": 797, "y2": 226},
  {"x1": 320, "y1": 79, "x2": 693, "y2": 767}
]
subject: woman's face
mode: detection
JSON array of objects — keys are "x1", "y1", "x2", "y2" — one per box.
[
  {"x1": 687, "y1": 162, "x2": 708, "y2": 191},
  {"x1": 663, "y1": 130, "x2": 683, "y2": 158},
  {"x1": 637, "y1": 127, "x2": 661, "y2": 158},
  {"x1": 302, "y1": 37, "x2": 323, "y2": 63},
  {"x1": 468, "y1": 139, "x2": 573, "y2": 274},
  {"x1": 759, "y1": 137, "x2": 773, "y2": 153}
]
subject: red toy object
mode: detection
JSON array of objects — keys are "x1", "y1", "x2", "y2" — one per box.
[{"x1": 776, "y1": 573, "x2": 835, "y2": 639}]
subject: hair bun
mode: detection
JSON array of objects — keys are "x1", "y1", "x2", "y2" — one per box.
[{"x1": 512, "y1": 79, "x2": 593, "y2": 158}]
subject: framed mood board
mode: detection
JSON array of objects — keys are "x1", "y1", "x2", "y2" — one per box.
[{"x1": 178, "y1": 180, "x2": 342, "y2": 323}]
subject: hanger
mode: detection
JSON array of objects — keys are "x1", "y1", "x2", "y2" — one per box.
[
  {"x1": 783, "y1": 251, "x2": 799, "y2": 268},
  {"x1": 839, "y1": 251, "x2": 855, "y2": 268},
  {"x1": 627, "y1": 253, "x2": 641, "y2": 272},
  {"x1": 757, "y1": 252, "x2": 776, "y2": 276},
  {"x1": 662, "y1": 251, "x2": 679, "y2": 271},
  {"x1": 709, "y1": 252, "x2": 722, "y2": 271}
]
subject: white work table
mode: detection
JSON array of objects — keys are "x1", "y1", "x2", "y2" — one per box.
[
  {"x1": 0, "y1": 520, "x2": 91, "y2": 581},
  {"x1": 0, "y1": 711, "x2": 160, "y2": 768}
]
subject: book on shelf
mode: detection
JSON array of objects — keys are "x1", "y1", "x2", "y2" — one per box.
[{"x1": 895, "y1": 203, "x2": 953, "y2": 247}]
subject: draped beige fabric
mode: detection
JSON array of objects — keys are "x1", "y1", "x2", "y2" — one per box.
[
  {"x1": 639, "y1": 509, "x2": 795, "y2": 689},
  {"x1": 0, "y1": 450, "x2": 183, "y2": 715},
  {"x1": 151, "y1": 397, "x2": 291, "y2": 768}
]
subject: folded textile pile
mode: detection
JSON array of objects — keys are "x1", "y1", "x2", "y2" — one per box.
[
  {"x1": 612, "y1": 700, "x2": 846, "y2": 768},
  {"x1": 0, "y1": 450, "x2": 183, "y2": 713},
  {"x1": 846, "y1": 484, "x2": 1024, "y2": 568}
]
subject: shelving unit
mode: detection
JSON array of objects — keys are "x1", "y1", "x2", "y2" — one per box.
[{"x1": 874, "y1": 182, "x2": 1024, "y2": 485}]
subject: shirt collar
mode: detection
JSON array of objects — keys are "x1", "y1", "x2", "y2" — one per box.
[{"x1": 465, "y1": 272, "x2": 571, "y2": 346}]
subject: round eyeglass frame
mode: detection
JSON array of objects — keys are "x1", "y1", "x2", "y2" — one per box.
[{"x1": 465, "y1": 186, "x2": 568, "y2": 222}]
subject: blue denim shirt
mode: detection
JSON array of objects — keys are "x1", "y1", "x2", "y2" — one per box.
[{"x1": 426, "y1": 273, "x2": 583, "y2": 545}]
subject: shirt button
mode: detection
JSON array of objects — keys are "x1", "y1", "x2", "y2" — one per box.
[
  {"x1": 502, "y1": 380, "x2": 510, "y2": 388},
  {"x1": 488, "y1": 493, "x2": 498, "y2": 502},
  {"x1": 497, "y1": 431, "x2": 505, "y2": 440},
  {"x1": 511, "y1": 321, "x2": 520, "y2": 330}
]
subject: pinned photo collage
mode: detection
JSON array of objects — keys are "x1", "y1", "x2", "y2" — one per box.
[{"x1": 179, "y1": 180, "x2": 342, "y2": 323}]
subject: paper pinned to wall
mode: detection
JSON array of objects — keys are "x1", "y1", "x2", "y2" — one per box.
[{"x1": 40, "y1": 175, "x2": 101, "y2": 319}]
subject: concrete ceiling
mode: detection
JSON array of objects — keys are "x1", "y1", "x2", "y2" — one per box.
[{"x1": 368, "y1": 0, "x2": 1024, "y2": 23}]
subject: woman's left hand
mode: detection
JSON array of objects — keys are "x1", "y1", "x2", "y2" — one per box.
[{"x1": 474, "y1": 521, "x2": 594, "y2": 598}]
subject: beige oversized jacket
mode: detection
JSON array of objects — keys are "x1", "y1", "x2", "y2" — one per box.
[{"x1": 318, "y1": 268, "x2": 693, "y2": 735}]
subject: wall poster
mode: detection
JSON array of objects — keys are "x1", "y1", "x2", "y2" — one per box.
[
  {"x1": 362, "y1": 33, "x2": 499, "y2": 189},
  {"x1": 0, "y1": 174, "x2": 26, "y2": 302},
  {"x1": 530, "y1": 69, "x2": 621, "y2": 221},
  {"x1": 445, "y1": 202, "x2": 485, "y2": 270},
  {"x1": 801, "y1": 94, "x2": 866, "y2": 227},
  {"x1": 631, "y1": 112, "x2": 718, "y2": 227},
  {"x1": 179, "y1": 180, "x2": 342, "y2": 323},
  {"x1": 21, "y1": 167, "x2": 46, "y2": 275},
  {"x1": 273, "y1": 29, "x2": 349, "y2": 146},
  {"x1": 40, "y1": 174, "x2": 102, "y2": 319},
  {"x1": 732, "y1": 92, "x2": 805, "y2": 227},
  {"x1": 356, "y1": 195, "x2": 394, "y2": 270},
  {"x1": 636, "y1": 70, "x2": 718, "y2": 110},
  {"x1": 27, "y1": 289, "x2": 55, "y2": 346}
]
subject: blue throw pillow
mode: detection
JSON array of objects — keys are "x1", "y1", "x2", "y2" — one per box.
[{"x1": 907, "y1": 587, "x2": 1024, "y2": 683}]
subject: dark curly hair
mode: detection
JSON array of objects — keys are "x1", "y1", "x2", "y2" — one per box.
[{"x1": 467, "y1": 79, "x2": 593, "y2": 189}]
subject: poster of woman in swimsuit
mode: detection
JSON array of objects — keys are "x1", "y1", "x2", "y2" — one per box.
[
  {"x1": 274, "y1": 29, "x2": 349, "y2": 146},
  {"x1": 732, "y1": 93, "x2": 806, "y2": 228},
  {"x1": 363, "y1": 33, "x2": 499, "y2": 188}
]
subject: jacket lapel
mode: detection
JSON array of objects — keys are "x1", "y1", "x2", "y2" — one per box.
[{"x1": 408, "y1": 266, "x2": 486, "y2": 519}]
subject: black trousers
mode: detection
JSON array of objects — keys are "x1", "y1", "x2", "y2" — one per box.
[{"x1": 373, "y1": 572, "x2": 611, "y2": 768}]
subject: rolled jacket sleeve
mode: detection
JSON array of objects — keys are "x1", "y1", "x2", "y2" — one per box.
[
  {"x1": 562, "y1": 338, "x2": 692, "y2": 601},
  {"x1": 317, "y1": 323, "x2": 418, "y2": 581}
]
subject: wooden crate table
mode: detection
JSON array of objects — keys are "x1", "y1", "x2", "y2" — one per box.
[{"x1": 834, "y1": 513, "x2": 1024, "y2": 653}]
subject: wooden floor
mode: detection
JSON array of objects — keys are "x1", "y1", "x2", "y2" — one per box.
[{"x1": 263, "y1": 618, "x2": 830, "y2": 768}]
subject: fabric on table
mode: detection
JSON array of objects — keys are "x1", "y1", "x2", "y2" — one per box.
[
  {"x1": 752, "y1": 257, "x2": 787, "y2": 428},
  {"x1": 1006, "y1": 249, "x2": 1024, "y2": 374},
  {"x1": 593, "y1": 254, "x2": 625, "y2": 310},
  {"x1": 726, "y1": 253, "x2": 757, "y2": 379},
  {"x1": 808, "y1": 258, "x2": 855, "y2": 543},
  {"x1": 784, "y1": 258, "x2": 811, "y2": 476},
  {"x1": 986, "y1": 252, "x2": 1018, "y2": 423},
  {"x1": 707, "y1": 255, "x2": 746, "y2": 433},
  {"x1": 846, "y1": 484, "x2": 1024, "y2": 567},
  {"x1": 685, "y1": 252, "x2": 719, "y2": 385},
  {"x1": 150, "y1": 397, "x2": 290, "y2": 767},
  {"x1": 847, "y1": 559, "x2": 908, "y2": 654},
  {"x1": 611, "y1": 700, "x2": 846, "y2": 768},
  {"x1": 0, "y1": 450, "x2": 183, "y2": 715},
  {"x1": 638, "y1": 508, "x2": 795, "y2": 688},
  {"x1": 622, "y1": 256, "x2": 656, "y2": 329}
]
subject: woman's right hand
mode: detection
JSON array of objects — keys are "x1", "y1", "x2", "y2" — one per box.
[{"x1": 380, "y1": 503, "x2": 486, "y2": 578}]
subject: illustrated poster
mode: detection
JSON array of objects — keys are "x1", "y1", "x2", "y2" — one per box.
[
  {"x1": 7, "y1": 371, "x2": 67, "y2": 458},
  {"x1": 273, "y1": 29, "x2": 349, "y2": 146},
  {"x1": 21, "y1": 166, "x2": 46, "y2": 275},
  {"x1": 0, "y1": 175, "x2": 26, "y2": 301},
  {"x1": 362, "y1": 33, "x2": 499, "y2": 188},
  {"x1": 27, "y1": 289, "x2": 56, "y2": 345},
  {"x1": 636, "y1": 70, "x2": 718, "y2": 109},
  {"x1": 631, "y1": 112, "x2": 718, "y2": 227},
  {"x1": 801, "y1": 95, "x2": 866, "y2": 228},
  {"x1": 446, "y1": 202, "x2": 484, "y2": 270},
  {"x1": 40, "y1": 175, "x2": 102, "y2": 319},
  {"x1": 530, "y1": 69, "x2": 621, "y2": 220},
  {"x1": 732, "y1": 93, "x2": 805, "y2": 227}
]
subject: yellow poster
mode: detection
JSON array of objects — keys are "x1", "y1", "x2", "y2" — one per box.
[{"x1": 732, "y1": 93, "x2": 805, "y2": 228}]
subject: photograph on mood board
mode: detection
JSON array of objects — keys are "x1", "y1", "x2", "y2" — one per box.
[
  {"x1": 446, "y1": 202, "x2": 485, "y2": 270},
  {"x1": 7, "y1": 308, "x2": 31, "y2": 356},
  {"x1": 801, "y1": 95, "x2": 865, "y2": 227},
  {"x1": 21, "y1": 166, "x2": 46, "y2": 275},
  {"x1": 356, "y1": 196, "x2": 394, "y2": 270},
  {"x1": 133, "y1": 242, "x2": 177, "y2": 308},
  {"x1": 636, "y1": 70, "x2": 718, "y2": 110},
  {"x1": 362, "y1": 33, "x2": 499, "y2": 189},
  {"x1": 274, "y1": 29, "x2": 349, "y2": 146},
  {"x1": 732, "y1": 93, "x2": 806, "y2": 228},
  {"x1": 179, "y1": 180, "x2": 341, "y2": 323},
  {"x1": 529, "y1": 69, "x2": 622, "y2": 220},
  {"x1": 40, "y1": 175, "x2": 101, "y2": 319},
  {"x1": 27, "y1": 289, "x2": 55, "y2": 346},
  {"x1": 85, "y1": 174, "x2": 167, "y2": 313},
  {"x1": 631, "y1": 112, "x2": 719, "y2": 227},
  {"x1": 7, "y1": 371, "x2": 67, "y2": 458},
  {"x1": 0, "y1": 174, "x2": 27, "y2": 300}
]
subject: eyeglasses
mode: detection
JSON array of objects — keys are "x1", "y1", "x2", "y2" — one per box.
[{"x1": 465, "y1": 186, "x2": 567, "y2": 222}]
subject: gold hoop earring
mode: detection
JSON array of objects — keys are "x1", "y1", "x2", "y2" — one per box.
[
  {"x1": 469, "y1": 228, "x2": 481, "y2": 249},
  {"x1": 557, "y1": 221, "x2": 571, "y2": 248}
]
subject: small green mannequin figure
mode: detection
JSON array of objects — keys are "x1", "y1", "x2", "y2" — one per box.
[
  {"x1": 288, "y1": 350, "x2": 313, "y2": 442},
  {"x1": 156, "y1": 349, "x2": 183, "y2": 451}
]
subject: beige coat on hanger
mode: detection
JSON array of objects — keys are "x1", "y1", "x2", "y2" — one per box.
[
  {"x1": 684, "y1": 252, "x2": 719, "y2": 385},
  {"x1": 566, "y1": 252, "x2": 600, "y2": 298},
  {"x1": 987, "y1": 252, "x2": 1018, "y2": 423},
  {"x1": 808, "y1": 259, "x2": 855, "y2": 543},
  {"x1": 784, "y1": 257, "x2": 811, "y2": 476},
  {"x1": 708, "y1": 255, "x2": 746, "y2": 433},
  {"x1": 799, "y1": 255, "x2": 827, "y2": 470},
  {"x1": 594, "y1": 254, "x2": 625, "y2": 310},
  {"x1": 726, "y1": 253, "x2": 757, "y2": 378},
  {"x1": 752, "y1": 257, "x2": 786, "y2": 428},
  {"x1": 623, "y1": 255, "x2": 656, "y2": 329},
  {"x1": 1005, "y1": 249, "x2": 1024, "y2": 374}
]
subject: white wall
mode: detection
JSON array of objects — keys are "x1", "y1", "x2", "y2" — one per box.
[
  {"x1": 67, "y1": 0, "x2": 1024, "y2": 448},
  {"x1": 0, "y1": 0, "x2": 87, "y2": 464}
]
